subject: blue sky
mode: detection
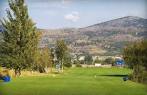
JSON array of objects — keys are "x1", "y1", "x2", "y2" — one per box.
[{"x1": 0, "y1": 0, "x2": 146, "y2": 29}]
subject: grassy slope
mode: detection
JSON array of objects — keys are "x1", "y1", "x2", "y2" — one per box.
[{"x1": 0, "y1": 68, "x2": 147, "y2": 95}]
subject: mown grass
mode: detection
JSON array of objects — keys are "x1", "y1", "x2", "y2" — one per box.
[{"x1": 0, "y1": 67, "x2": 147, "y2": 95}]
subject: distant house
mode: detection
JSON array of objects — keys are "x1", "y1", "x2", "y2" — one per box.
[
  {"x1": 95, "y1": 64, "x2": 101, "y2": 67},
  {"x1": 79, "y1": 56, "x2": 85, "y2": 61}
]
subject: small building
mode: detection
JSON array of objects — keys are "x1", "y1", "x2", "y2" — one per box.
[
  {"x1": 95, "y1": 63, "x2": 101, "y2": 67},
  {"x1": 79, "y1": 56, "x2": 85, "y2": 61}
]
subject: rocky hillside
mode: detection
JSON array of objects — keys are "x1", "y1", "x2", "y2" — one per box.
[
  {"x1": 40, "y1": 16, "x2": 147, "y2": 55},
  {"x1": 75, "y1": 16, "x2": 147, "y2": 55},
  {"x1": 79, "y1": 16, "x2": 147, "y2": 38}
]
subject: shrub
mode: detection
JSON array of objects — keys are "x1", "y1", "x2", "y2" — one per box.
[
  {"x1": 76, "y1": 64, "x2": 82, "y2": 67},
  {"x1": 142, "y1": 71, "x2": 147, "y2": 84},
  {"x1": 0, "y1": 67, "x2": 2, "y2": 72},
  {"x1": 123, "y1": 40, "x2": 147, "y2": 83},
  {"x1": 94, "y1": 59, "x2": 102, "y2": 63},
  {"x1": 128, "y1": 66, "x2": 147, "y2": 83},
  {"x1": 64, "y1": 63, "x2": 72, "y2": 68}
]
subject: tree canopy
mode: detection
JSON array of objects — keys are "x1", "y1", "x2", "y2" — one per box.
[
  {"x1": 55, "y1": 40, "x2": 68, "y2": 72},
  {"x1": 123, "y1": 40, "x2": 147, "y2": 83},
  {"x1": 0, "y1": 0, "x2": 39, "y2": 76}
]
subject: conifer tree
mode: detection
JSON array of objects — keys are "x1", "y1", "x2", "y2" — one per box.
[{"x1": 0, "y1": 0, "x2": 39, "y2": 76}]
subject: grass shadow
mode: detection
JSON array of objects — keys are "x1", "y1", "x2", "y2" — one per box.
[{"x1": 99, "y1": 74, "x2": 128, "y2": 77}]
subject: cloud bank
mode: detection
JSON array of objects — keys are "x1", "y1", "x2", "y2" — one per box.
[{"x1": 64, "y1": 11, "x2": 80, "y2": 22}]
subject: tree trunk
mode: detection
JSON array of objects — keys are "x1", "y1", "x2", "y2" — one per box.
[
  {"x1": 50, "y1": 62, "x2": 53, "y2": 73},
  {"x1": 15, "y1": 68, "x2": 21, "y2": 77},
  {"x1": 38, "y1": 66, "x2": 45, "y2": 73},
  {"x1": 61, "y1": 59, "x2": 64, "y2": 72},
  {"x1": 133, "y1": 64, "x2": 141, "y2": 82}
]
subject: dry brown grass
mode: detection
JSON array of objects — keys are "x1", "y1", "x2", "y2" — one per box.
[{"x1": 0, "y1": 67, "x2": 52, "y2": 78}]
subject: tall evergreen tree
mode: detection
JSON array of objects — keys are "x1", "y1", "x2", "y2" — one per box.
[{"x1": 0, "y1": 0, "x2": 39, "y2": 76}]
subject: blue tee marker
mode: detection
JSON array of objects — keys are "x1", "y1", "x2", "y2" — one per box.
[
  {"x1": 2, "y1": 76, "x2": 11, "y2": 82},
  {"x1": 123, "y1": 76, "x2": 129, "y2": 81}
]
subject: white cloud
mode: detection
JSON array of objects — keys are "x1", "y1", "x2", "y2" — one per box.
[{"x1": 64, "y1": 11, "x2": 80, "y2": 22}]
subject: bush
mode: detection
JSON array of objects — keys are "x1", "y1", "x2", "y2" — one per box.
[
  {"x1": 94, "y1": 59, "x2": 102, "y2": 63},
  {"x1": 123, "y1": 40, "x2": 147, "y2": 83},
  {"x1": 128, "y1": 66, "x2": 147, "y2": 83},
  {"x1": 128, "y1": 74, "x2": 133, "y2": 80},
  {"x1": 76, "y1": 64, "x2": 82, "y2": 67},
  {"x1": 142, "y1": 71, "x2": 147, "y2": 84},
  {"x1": 0, "y1": 67, "x2": 2, "y2": 72},
  {"x1": 103, "y1": 57, "x2": 115, "y2": 65},
  {"x1": 64, "y1": 63, "x2": 72, "y2": 68}
]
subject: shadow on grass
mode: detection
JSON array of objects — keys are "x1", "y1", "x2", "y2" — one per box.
[
  {"x1": 51, "y1": 71, "x2": 63, "y2": 74},
  {"x1": 99, "y1": 74, "x2": 128, "y2": 77}
]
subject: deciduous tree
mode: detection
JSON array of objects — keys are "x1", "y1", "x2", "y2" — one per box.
[
  {"x1": 55, "y1": 40, "x2": 68, "y2": 72},
  {"x1": 123, "y1": 40, "x2": 147, "y2": 83}
]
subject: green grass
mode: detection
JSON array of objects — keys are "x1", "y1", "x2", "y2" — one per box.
[{"x1": 0, "y1": 67, "x2": 147, "y2": 95}]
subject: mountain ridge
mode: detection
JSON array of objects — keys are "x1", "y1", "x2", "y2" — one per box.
[
  {"x1": 39, "y1": 16, "x2": 147, "y2": 55},
  {"x1": 82, "y1": 16, "x2": 147, "y2": 29}
]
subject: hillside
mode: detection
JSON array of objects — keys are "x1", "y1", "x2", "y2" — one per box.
[
  {"x1": 0, "y1": 16, "x2": 147, "y2": 55},
  {"x1": 40, "y1": 16, "x2": 147, "y2": 55},
  {"x1": 77, "y1": 16, "x2": 147, "y2": 55}
]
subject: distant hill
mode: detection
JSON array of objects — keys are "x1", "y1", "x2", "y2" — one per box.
[
  {"x1": 79, "y1": 16, "x2": 147, "y2": 38},
  {"x1": 82, "y1": 16, "x2": 147, "y2": 29},
  {"x1": 40, "y1": 16, "x2": 147, "y2": 55}
]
